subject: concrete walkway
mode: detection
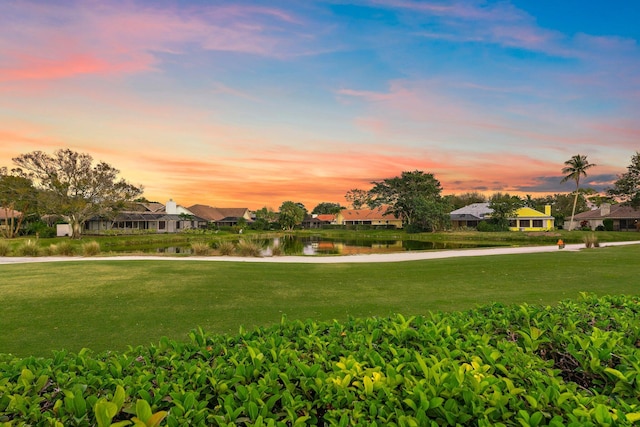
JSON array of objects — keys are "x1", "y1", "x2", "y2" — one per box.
[{"x1": 1, "y1": 241, "x2": 639, "y2": 265}]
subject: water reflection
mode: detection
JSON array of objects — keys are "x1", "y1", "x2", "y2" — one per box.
[
  {"x1": 260, "y1": 236, "x2": 489, "y2": 256},
  {"x1": 152, "y1": 237, "x2": 494, "y2": 256}
]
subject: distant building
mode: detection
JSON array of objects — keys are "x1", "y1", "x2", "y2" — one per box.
[
  {"x1": 450, "y1": 203, "x2": 554, "y2": 231},
  {"x1": 566, "y1": 204, "x2": 640, "y2": 231}
]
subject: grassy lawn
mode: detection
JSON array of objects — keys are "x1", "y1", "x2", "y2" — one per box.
[{"x1": 2, "y1": 243, "x2": 639, "y2": 358}]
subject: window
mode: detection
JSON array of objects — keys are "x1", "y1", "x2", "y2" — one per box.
[
  {"x1": 532, "y1": 220, "x2": 543, "y2": 228},
  {"x1": 519, "y1": 220, "x2": 531, "y2": 227},
  {"x1": 509, "y1": 220, "x2": 517, "y2": 227},
  {"x1": 159, "y1": 221, "x2": 166, "y2": 230}
]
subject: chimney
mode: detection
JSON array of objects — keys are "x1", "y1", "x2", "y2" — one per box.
[
  {"x1": 166, "y1": 199, "x2": 177, "y2": 215},
  {"x1": 544, "y1": 205, "x2": 551, "y2": 216},
  {"x1": 600, "y1": 203, "x2": 610, "y2": 217}
]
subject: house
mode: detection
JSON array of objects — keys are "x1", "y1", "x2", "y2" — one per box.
[
  {"x1": 450, "y1": 203, "x2": 554, "y2": 231},
  {"x1": 335, "y1": 207, "x2": 403, "y2": 228},
  {"x1": 83, "y1": 200, "x2": 207, "y2": 234},
  {"x1": 566, "y1": 204, "x2": 640, "y2": 231},
  {"x1": 302, "y1": 214, "x2": 336, "y2": 229},
  {"x1": 508, "y1": 206, "x2": 555, "y2": 231},
  {"x1": 0, "y1": 207, "x2": 22, "y2": 233},
  {"x1": 187, "y1": 204, "x2": 253, "y2": 227},
  {"x1": 450, "y1": 203, "x2": 492, "y2": 229}
]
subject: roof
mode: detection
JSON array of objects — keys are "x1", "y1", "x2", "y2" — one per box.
[
  {"x1": 450, "y1": 203, "x2": 553, "y2": 220},
  {"x1": 339, "y1": 207, "x2": 396, "y2": 221},
  {"x1": 187, "y1": 205, "x2": 249, "y2": 222},
  {"x1": 450, "y1": 203, "x2": 491, "y2": 220},
  {"x1": 316, "y1": 214, "x2": 336, "y2": 222},
  {"x1": 0, "y1": 207, "x2": 22, "y2": 220},
  {"x1": 573, "y1": 205, "x2": 640, "y2": 220}
]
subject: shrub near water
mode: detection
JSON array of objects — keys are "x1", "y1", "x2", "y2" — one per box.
[
  {"x1": 236, "y1": 239, "x2": 263, "y2": 257},
  {"x1": 1, "y1": 294, "x2": 639, "y2": 426},
  {"x1": 190, "y1": 242, "x2": 211, "y2": 256},
  {"x1": 215, "y1": 240, "x2": 235, "y2": 256}
]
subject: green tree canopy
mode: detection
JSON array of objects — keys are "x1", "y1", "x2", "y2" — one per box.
[
  {"x1": 311, "y1": 202, "x2": 344, "y2": 215},
  {"x1": 12, "y1": 149, "x2": 143, "y2": 238},
  {"x1": 0, "y1": 168, "x2": 39, "y2": 238},
  {"x1": 488, "y1": 193, "x2": 523, "y2": 231},
  {"x1": 608, "y1": 151, "x2": 640, "y2": 207},
  {"x1": 561, "y1": 154, "x2": 596, "y2": 231},
  {"x1": 445, "y1": 192, "x2": 487, "y2": 210},
  {"x1": 277, "y1": 201, "x2": 306, "y2": 231},
  {"x1": 368, "y1": 170, "x2": 450, "y2": 231},
  {"x1": 344, "y1": 189, "x2": 371, "y2": 209},
  {"x1": 252, "y1": 206, "x2": 277, "y2": 230}
]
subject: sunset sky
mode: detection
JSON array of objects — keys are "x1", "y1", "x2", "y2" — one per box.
[{"x1": 1, "y1": 1, "x2": 638, "y2": 210}]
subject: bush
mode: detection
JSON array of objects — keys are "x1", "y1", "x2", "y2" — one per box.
[
  {"x1": 0, "y1": 240, "x2": 11, "y2": 256},
  {"x1": 23, "y1": 221, "x2": 56, "y2": 238},
  {"x1": 216, "y1": 241, "x2": 235, "y2": 256},
  {"x1": 81, "y1": 241, "x2": 101, "y2": 256},
  {"x1": 603, "y1": 218, "x2": 614, "y2": 231},
  {"x1": 270, "y1": 244, "x2": 284, "y2": 256},
  {"x1": 1, "y1": 295, "x2": 639, "y2": 426},
  {"x1": 583, "y1": 233, "x2": 599, "y2": 248},
  {"x1": 477, "y1": 221, "x2": 502, "y2": 232},
  {"x1": 48, "y1": 241, "x2": 77, "y2": 256},
  {"x1": 16, "y1": 239, "x2": 42, "y2": 256},
  {"x1": 236, "y1": 239, "x2": 263, "y2": 257},
  {"x1": 595, "y1": 225, "x2": 605, "y2": 231},
  {"x1": 190, "y1": 242, "x2": 211, "y2": 256}
]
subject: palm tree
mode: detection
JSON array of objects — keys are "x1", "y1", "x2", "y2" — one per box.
[{"x1": 561, "y1": 154, "x2": 596, "y2": 231}]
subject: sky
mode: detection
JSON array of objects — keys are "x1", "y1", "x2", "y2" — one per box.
[{"x1": 1, "y1": 0, "x2": 639, "y2": 210}]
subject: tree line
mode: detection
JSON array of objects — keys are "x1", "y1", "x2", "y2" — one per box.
[{"x1": 2, "y1": 149, "x2": 639, "y2": 238}]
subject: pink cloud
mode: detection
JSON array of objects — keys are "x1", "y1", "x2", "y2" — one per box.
[{"x1": 0, "y1": 1, "x2": 308, "y2": 83}]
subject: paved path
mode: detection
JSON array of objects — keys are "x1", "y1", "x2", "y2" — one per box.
[{"x1": 1, "y1": 241, "x2": 639, "y2": 265}]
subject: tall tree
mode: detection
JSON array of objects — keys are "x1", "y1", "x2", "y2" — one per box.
[
  {"x1": 12, "y1": 149, "x2": 143, "y2": 238},
  {"x1": 278, "y1": 201, "x2": 306, "y2": 231},
  {"x1": 488, "y1": 193, "x2": 523, "y2": 231},
  {"x1": 0, "y1": 168, "x2": 38, "y2": 238},
  {"x1": 561, "y1": 154, "x2": 596, "y2": 231},
  {"x1": 368, "y1": 170, "x2": 450, "y2": 231},
  {"x1": 608, "y1": 151, "x2": 640, "y2": 207},
  {"x1": 344, "y1": 189, "x2": 370, "y2": 209},
  {"x1": 445, "y1": 191, "x2": 487, "y2": 210},
  {"x1": 311, "y1": 202, "x2": 344, "y2": 215}
]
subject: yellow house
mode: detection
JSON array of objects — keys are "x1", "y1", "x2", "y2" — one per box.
[
  {"x1": 508, "y1": 205, "x2": 554, "y2": 231},
  {"x1": 335, "y1": 207, "x2": 403, "y2": 228}
]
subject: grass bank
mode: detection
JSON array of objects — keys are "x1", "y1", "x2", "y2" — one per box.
[{"x1": 1, "y1": 244, "x2": 639, "y2": 357}]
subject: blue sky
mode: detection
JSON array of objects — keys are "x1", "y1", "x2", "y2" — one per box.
[{"x1": 1, "y1": 0, "x2": 638, "y2": 208}]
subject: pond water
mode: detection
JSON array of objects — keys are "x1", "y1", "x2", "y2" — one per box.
[{"x1": 154, "y1": 236, "x2": 497, "y2": 256}]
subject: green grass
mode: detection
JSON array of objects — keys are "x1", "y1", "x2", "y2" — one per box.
[{"x1": 1, "y1": 243, "x2": 639, "y2": 358}]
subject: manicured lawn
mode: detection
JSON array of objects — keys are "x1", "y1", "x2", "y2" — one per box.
[{"x1": 1, "y1": 244, "x2": 639, "y2": 357}]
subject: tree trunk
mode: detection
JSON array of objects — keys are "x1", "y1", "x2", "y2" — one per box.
[
  {"x1": 568, "y1": 182, "x2": 579, "y2": 231},
  {"x1": 70, "y1": 216, "x2": 83, "y2": 239}
]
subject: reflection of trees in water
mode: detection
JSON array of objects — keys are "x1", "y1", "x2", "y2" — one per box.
[{"x1": 279, "y1": 235, "x2": 305, "y2": 255}]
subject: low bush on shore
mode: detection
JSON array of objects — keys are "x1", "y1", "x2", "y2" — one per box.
[{"x1": 1, "y1": 294, "x2": 638, "y2": 426}]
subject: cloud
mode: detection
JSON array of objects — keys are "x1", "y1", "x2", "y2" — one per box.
[{"x1": 0, "y1": 1, "x2": 312, "y2": 83}]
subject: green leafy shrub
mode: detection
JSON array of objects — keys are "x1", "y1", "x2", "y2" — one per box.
[
  {"x1": 236, "y1": 239, "x2": 263, "y2": 257},
  {"x1": 1, "y1": 294, "x2": 639, "y2": 426},
  {"x1": 477, "y1": 221, "x2": 501, "y2": 232},
  {"x1": 81, "y1": 241, "x2": 101, "y2": 256},
  {"x1": 603, "y1": 218, "x2": 614, "y2": 231},
  {"x1": 15, "y1": 239, "x2": 42, "y2": 256},
  {"x1": 190, "y1": 242, "x2": 210, "y2": 256},
  {"x1": 0, "y1": 240, "x2": 10, "y2": 256},
  {"x1": 23, "y1": 220, "x2": 56, "y2": 238}
]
